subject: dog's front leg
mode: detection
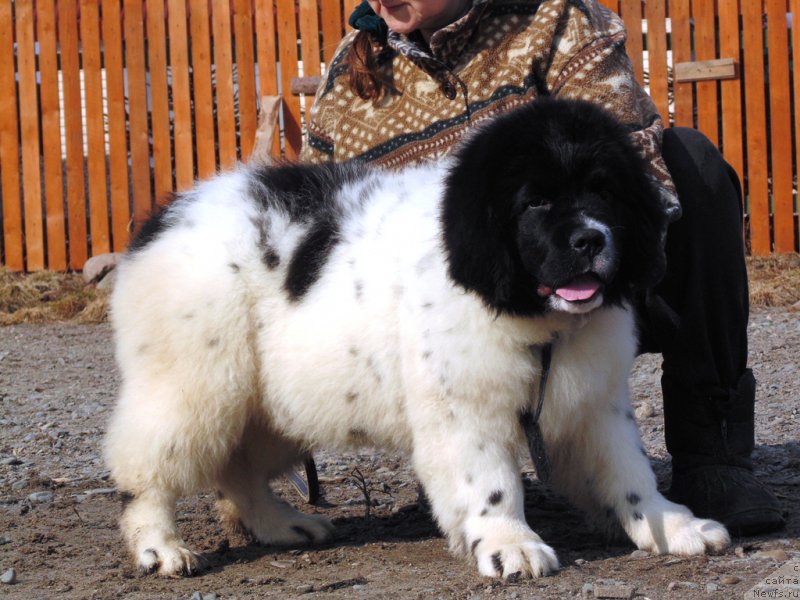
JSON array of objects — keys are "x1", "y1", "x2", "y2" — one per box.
[{"x1": 410, "y1": 416, "x2": 559, "y2": 579}]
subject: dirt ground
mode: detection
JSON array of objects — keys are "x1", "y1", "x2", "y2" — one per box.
[{"x1": 0, "y1": 306, "x2": 797, "y2": 599}]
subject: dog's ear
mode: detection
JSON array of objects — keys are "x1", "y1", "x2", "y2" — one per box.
[
  {"x1": 441, "y1": 126, "x2": 519, "y2": 310},
  {"x1": 619, "y1": 170, "x2": 670, "y2": 291}
]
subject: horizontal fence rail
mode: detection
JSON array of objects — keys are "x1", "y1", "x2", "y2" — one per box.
[{"x1": 0, "y1": 0, "x2": 798, "y2": 271}]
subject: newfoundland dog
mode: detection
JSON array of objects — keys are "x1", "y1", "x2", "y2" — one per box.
[{"x1": 105, "y1": 99, "x2": 729, "y2": 578}]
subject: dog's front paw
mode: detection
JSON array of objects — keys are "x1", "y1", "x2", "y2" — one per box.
[
  {"x1": 658, "y1": 514, "x2": 730, "y2": 555},
  {"x1": 137, "y1": 543, "x2": 203, "y2": 577},
  {"x1": 469, "y1": 519, "x2": 559, "y2": 579},
  {"x1": 630, "y1": 502, "x2": 730, "y2": 556}
]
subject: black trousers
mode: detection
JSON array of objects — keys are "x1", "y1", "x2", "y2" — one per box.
[{"x1": 634, "y1": 127, "x2": 753, "y2": 463}]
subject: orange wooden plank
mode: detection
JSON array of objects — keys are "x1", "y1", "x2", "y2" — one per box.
[
  {"x1": 718, "y1": 0, "x2": 745, "y2": 188},
  {"x1": 742, "y1": 0, "x2": 770, "y2": 254},
  {"x1": 644, "y1": 0, "x2": 668, "y2": 121},
  {"x1": 766, "y1": 0, "x2": 794, "y2": 252},
  {"x1": 60, "y1": 0, "x2": 88, "y2": 269},
  {"x1": 80, "y1": 0, "x2": 111, "y2": 257},
  {"x1": 792, "y1": 0, "x2": 800, "y2": 249},
  {"x1": 299, "y1": 0, "x2": 322, "y2": 77},
  {"x1": 277, "y1": 0, "x2": 303, "y2": 158},
  {"x1": 255, "y1": 0, "x2": 282, "y2": 158},
  {"x1": 233, "y1": 0, "x2": 258, "y2": 160},
  {"x1": 16, "y1": 1, "x2": 44, "y2": 271},
  {"x1": 0, "y1": 1, "x2": 22, "y2": 270},
  {"x1": 168, "y1": 0, "x2": 194, "y2": 191},
  {"x1": 597, "y1": 0, "x2": 619, "y2": 11},
  {"x1": 212, "y1": 0, "x2": 238, "y2": 169},
  {"x1": 146, "y1": 0, "x2": 173, "y2": 203},
  {"x1": 102, "y1": 0, "x2": 132, "y2": 252},
  {"x1": 37, "y1": 0, "x2": 66, "y2": 270},
  {"x1": 693, "y1": 0, "x2": 719, "y2": 145},
  {"x1": 124, "y1": 0, "x2": 153, "y2": 226},
  {"x1": 669, "y1": 0, "x2": 693, "y2": 128},
  {"x1": 619, "y1": 0, "x2": 644, "y2": 86},
  {"x1": 320, "y1": 0, "x2": 344, "y2": 63},
  {"x1": 189, "y1": 0, "x2": 217, "y2": 179}
]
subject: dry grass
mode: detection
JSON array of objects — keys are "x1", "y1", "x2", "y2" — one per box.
[
  {"x1": 0, "y1": 267, "x2": 109, "y2": 325},
  {"x1": 0, "y1": 254, "x2": 798, "y2": 325}
]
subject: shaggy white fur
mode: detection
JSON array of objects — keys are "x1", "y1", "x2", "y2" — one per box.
[{"x1": 105, "y1": 159, "x2": 729, "y2": 579}]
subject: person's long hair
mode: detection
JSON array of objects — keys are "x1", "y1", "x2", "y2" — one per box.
[{"x1": 344, "y1": 30, "x2": 394, "y2": 101}]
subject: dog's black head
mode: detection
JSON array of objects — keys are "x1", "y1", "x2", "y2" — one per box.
[{"x1": 442, "y1": 99, "x2": 668, "y2": 316}]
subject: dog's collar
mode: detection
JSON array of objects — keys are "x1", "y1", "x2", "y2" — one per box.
[{"x1": 520, "y1": 340, "x2": 554, "y2": 483}]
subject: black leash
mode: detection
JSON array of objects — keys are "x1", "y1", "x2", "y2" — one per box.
[{"x1": 520, "y1": 341, "x2": 553, "y2": 483}]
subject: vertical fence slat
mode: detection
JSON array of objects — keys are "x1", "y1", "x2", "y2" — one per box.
[
  {"x1": 16, "y1": 1, "x2": 44, "y2": 271},
  {"x1": 793, "y1": 0, "x2": 800, "y2": 250},
  {"x1": 619, "y1": 0, "x2": 644, "y2": 85},
  {"x1": 670, "y1": 0, "x2": 693, "y2": 128},
  {"x1": 342, "y1": 0, "x2": 360, "y2": 28},
  {"x1": 212, "y1": 0, "x2": 238, "y2": 169},
  {"x1": 233, "y1": 0, "x2": 258, "y2": 160},
  {"x1": 124, "y1": 0, "x2": 153, "y2": 226},
  {"x1": 644, "y1": 0, "x2": 669, "y2": 121},
  {"x1": 277, "y1": 0, "x2": 302, "y2": 158},
  {"x1": 742, "y1": 0, "x2": 771, "y2": 254},
  {"x1": 167, "y1": 0, "x2": 194, "y2": 191},
  {"x1": 190, "y1": 0, "x2": 217, "y2": 179},
  {"x1": 766, "y1": 0, "x2": 794, "y2": 253},
  {"x1": 255, "y1": 0, "x2": 281, "y2": 158},
  {"x1": 299, "y1": 0, "x2": 322, "y2": 78},
  {"x1": 60, "y1": 0, "x2": 88, "y2": 269},
  {"x1": 321, "y1": 0, "x2": 344, "y2": 63},
  {"x1": 597, "y1": 0, "x2": 620, "y2": 13},
  {"x1": 718, "y1": 0, "x2": 745, "y2": 188},
  {"x1": 0, "y1": 2, "x2": 22, "y2": 270},
  {"x1": 146, "y1": 0, "x2": 173, "y2": 203},
  {"x1": 102, "y1": 0, "x2": 132, "y2": 252},
  {"x1": 693, "y1": 0, "x2": 719, "y2": 145},
  {"x1": 37, "y1": 0, "x2": 66, "y2": 270},
  {"x1": 80, "y1": 0, "x2": 111, "y2": 256}
]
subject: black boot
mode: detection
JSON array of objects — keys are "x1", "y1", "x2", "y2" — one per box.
[{"x1": 663, "y1": 370, "x2": 785, "y2": 536}]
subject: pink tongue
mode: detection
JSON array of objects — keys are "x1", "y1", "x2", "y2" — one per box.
[{"x1": 554, "y1": 276, "x2": 601, "y2": 302}]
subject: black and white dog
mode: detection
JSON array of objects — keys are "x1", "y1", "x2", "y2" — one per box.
[{"x1": 105, "y1": 99, "x2": 729, "y2": 578}]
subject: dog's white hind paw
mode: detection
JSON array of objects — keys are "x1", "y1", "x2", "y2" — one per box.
[
  {"x1": 253, "y1": 512, "x2": 335, "y2": 547},
  {"x1": 137, "y1": 544, "x2": 203, "y2": 577}
]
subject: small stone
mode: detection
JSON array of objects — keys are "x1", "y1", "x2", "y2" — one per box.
[
  {"x1": 11, "y1": 480, "x2": 27, "y2": 491},
  {"x1": 202, "y1": 594, "x2": 218, "y2": 600},
  {"x1": 635, "y1": 403, "x2": 655, "y2": 419},
  {"x1": 630, "y1": 550, "x2": 649, "y2": 559},
  {"x1": 667, "y1": 581, "x2": 698, "y2": 591},
  {"x1": 755, "y1": 548, "x2": 789, "y2": 561},
  {"x1": 352, "y1": 584, "x2": 367, "y2": 590},
  {"x1": 1, "y1": 568, "x2": 16, "y2": 584},
  {"x1": 28, "y1": 491, "x2": 54, "y2": 504},
  {"x1": 706, "y1": 582, "x2": 719, "y2": 592},
  {"x1": 719, "y1": 575, "x2": 741, "y2": 585},
  {"x1": 734, "y1": 546, "x2": 746, "y2": 558},
  {"x1": 575, "y1": 558, "x2": 587, "y2": 565},
  {"x1": 296, "y1": 584, "x2": 314, "y2": 594},
  {"x1": 593, "y1": 583, "x2": 636, "y2": 599},
  {"x1": 0, "y1": 457, "x2": 21, "y2": 466},
  {"x1": 269, "y1": 560, "x2": 294, "y2": 569},
  {"x1": 190, "y1": 592, "x2": 202, "y2": 600},
  {"x1": 581, "y1": 582, "x2": 594, "y2": 598}
]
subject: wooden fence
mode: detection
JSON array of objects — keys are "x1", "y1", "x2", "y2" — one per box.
[{"x1": 0, "y1": 1, "x2": 798, "y2": 272}]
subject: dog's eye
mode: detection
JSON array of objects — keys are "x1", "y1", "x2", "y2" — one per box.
[{"x1": 528, "y1": 195, "x2": 550, "y2": 209}]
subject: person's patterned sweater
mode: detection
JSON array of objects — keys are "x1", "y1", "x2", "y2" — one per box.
[{"x1": 301, "y1": 0, "x2": 680, "y2": 222}]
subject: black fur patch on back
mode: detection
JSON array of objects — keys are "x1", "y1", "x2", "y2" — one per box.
[
  {"x1": 127, "y1": 192, "x2": 179, "y2": 253},
  {"x1": 285, "y1": 218, "x2": 340, "y2": 301},
  {"x1": 250, "y1": 161, "x2": 368, "y2": 220}
]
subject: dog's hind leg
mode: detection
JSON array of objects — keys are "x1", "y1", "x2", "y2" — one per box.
[{"x1": 214, "y1": 419, "x2": 334, "y2": 547}]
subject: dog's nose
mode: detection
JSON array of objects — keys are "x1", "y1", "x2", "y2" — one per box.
[{"x1": 570, "y1": 227, "x2": 605, "y2": 258}]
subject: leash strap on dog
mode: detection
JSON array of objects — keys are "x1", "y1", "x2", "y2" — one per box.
[{"x1": 520, "y1": 342, "x2": 553, "y2": 483}]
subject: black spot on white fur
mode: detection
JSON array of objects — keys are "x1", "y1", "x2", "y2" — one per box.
[
  {"x1": 633, "y1": 511, "x2": 644, "y2": 521},
  {"x1": 491, "y1": 552, "x2": 503, "y2": 575},
  {"x1": 284, "y1": 219, "x2": 340, "y2": 301},
  {"x1": 627, "y1": 493, "x2": 641, "y2": 506},
  {"x1": 488, "y1": 490, "x2": 503, "y2": 506},
  {"x1": 471, "y1": 538, "x2": 482, "y2": 555}
]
